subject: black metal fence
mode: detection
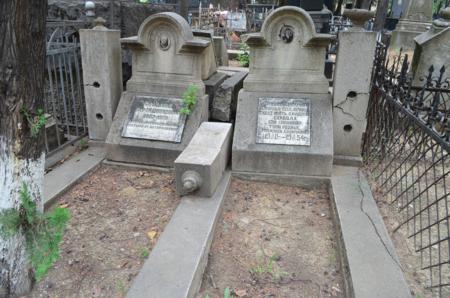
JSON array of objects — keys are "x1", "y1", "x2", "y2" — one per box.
[
  {"x1": 44, "y1": 21, "x2": 89, "y2": 155},
  {"x1": 363, "y1": 41, "x2": 450, "y2": 296}
]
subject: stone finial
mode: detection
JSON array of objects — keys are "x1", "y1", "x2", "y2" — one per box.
[
  {"x1": 343, "y1": 9, "x2": 374, "y2": 31},
  {"x1": 181, "y1": 171, "x2": 202, "y2": 194},
  {"x1": 85, "y1": 1, "x2": 96, "y2": 17},
  {"x1": 433, "y1": 7, "x2": 450, "y2": 28},
  {"x1": 93, "y1": 17, "x2": 107, "y2": 30}
]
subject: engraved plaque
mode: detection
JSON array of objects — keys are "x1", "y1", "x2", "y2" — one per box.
[
  {"x1": 256, "y1": 98, "x2": 311, "y2": 146},
  {"x1": 122, "y1": 96, "x2": 186, "y2": 143}
]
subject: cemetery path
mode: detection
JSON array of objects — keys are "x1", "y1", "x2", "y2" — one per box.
[
  {"x1": 197, "y1": 178, "x2": 344, "y2": 298},
  {"x1": 28, "y1": 165, "x2": 180, "y2": 298}
]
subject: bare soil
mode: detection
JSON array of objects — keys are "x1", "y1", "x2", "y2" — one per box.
[
  {"x1": 197, "y1": 179, "x2": 344, "y2": 298},
  {"x1": 28, "y1": 165, "x2": 180, "y2": 298}
]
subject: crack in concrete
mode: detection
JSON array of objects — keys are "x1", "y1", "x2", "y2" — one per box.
[
  {"x1": 356, "y1": 169, "x2": 405, "y2": 271},
  {"x1": 333, "y1": 104, "x2": 365, "y2": 122}
]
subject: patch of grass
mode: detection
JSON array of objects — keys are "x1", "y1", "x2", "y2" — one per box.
[
  {"x1": 250, "y1": 253, "x2": 288, "y2": 283},
  {"x1": 0, "y1": 183, "x2": 70, "y2": 281},
  {"x1": 116, "y1": 280, "x2": 126, "y2": 296},
  {"x1": 237, "y1": 43, "x2": 250, "y2": 67},
  {"x1": 139, "y1": 247, "x2": 149, "y2": 259}
]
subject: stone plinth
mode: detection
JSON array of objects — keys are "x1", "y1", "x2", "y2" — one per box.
[
  {"x1": 80, "y1": 18, "x2": 123, "y2": 141},
  {"x1": 391, "y1": 0, "x2": 433, "y2": 51},
  {"x1": 232, "y1": 6, "x2": 334, "y2": 178},
  {"x1": 412, "y1": 7, "x2": 450, "y2": 86},
  {"x1": 333, "y1": 9, "x2": 376, "y2": 162},
  {"x1": 105, "y1": 12, "x2": 210, "y2": 167}
]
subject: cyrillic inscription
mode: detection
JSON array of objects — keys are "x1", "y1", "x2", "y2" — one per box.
[
  {"x1": 122, "y1": 96, "x2": 186, "y2": 143},
  {"x1": 256, "y1": 98, "x2": 311, "y2": 146}
]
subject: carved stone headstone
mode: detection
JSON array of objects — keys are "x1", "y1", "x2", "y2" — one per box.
[
  {"x1": 232, "y1": 6, "x2": 334, "y2": 177},
  {"x1": 391, "y1": 0, "x2": 433, "y2": 51},
  {"x1": 105, "y1": 12, "x2": 210, "y2": 167}
]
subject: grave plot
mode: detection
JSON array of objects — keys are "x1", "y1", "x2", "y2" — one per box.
[
  {"x1": 29, "y1": 165, "x2": 180, "y2": 297},
  {"x1": 197, "y1": 179, "x2": 343, "y2": 298}
]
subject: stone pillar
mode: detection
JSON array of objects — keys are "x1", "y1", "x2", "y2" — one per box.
[
  {"x1": 333, "y1": 9, "x2": 376, "y2": 166},
  {"x1": 412, "y1": 7, "x2": 450, "y2": 86},
  {"x1": 391, "y1": 0, "x2": 433, "y2": 51},
  {"x1": 80, "y1": 17, "x2": 123, "y2": 141}
]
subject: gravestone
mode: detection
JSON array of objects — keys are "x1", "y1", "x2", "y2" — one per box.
[
  {"x1": 412, "y1": 7, "x2": 450, "y2": 86},
  {"x1": 391, "y1": 0, "x2": 433, "y2": 51},
  {"x1": 105, "y1": 12, "x2": 210, "y2": 167},
  {"x1": 232, "y1": 6, "x2": 334, "y2": 177}
]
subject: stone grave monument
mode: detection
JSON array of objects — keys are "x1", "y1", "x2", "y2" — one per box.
[
  {"x1": 232, "y1": 6, "x2": 334, "y2": 178},
  {"x1": 412, "y1": 7, "x2": 450, "y2": 86},
  {"x1": 391, "y1": 0, "x2": 433, "y2": 51},
  {"x1": 105, "y1": 12, "x2": 211, "y2": 167},
  {"x1": 333, "y1": 9, "x2": 376, "y2": 165}
]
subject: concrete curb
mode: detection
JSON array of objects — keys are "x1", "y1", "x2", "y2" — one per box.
[
  {"x1": 43, "y1": 146, "x2": 106, "y2": 210},
  {"x1": 126, "y1": 171, "x2": 232, "y2": 298},
  {"x1": 330, "y1": 165, "x2": 411, "y2": 298}
]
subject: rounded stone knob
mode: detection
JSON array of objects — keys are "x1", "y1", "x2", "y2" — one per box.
[
  {"x1": 433, "y1": 7, "x2": 450, "y2": 28},
  {"x1": 441, "y1": 7, "x2": 450, "y2": 21},
  {"x1": 181, "y1": 171, "x2": 202, "y2": 194},
  {"x1": 343, "y1": 9, "x2": 374, "y2": 30}
]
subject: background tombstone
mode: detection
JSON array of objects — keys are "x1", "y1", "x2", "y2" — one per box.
[
  {"x1": 105, "y1": 12, "x2": 210, "y2": 167},
  {"x1": 391, "y1": 0, "x2": 433, "y2": 51},
  {"x1": 412, "y1": 7, "x2": 450, "y2": 86},
  {"x1": 232, "y1": 6, "x2": 334, "y2": 178},
  {"x1": 80, "y1": 17, "x2": 123, "y2": 141},
  {"x1": 333, "y1": 9, "x2": 376, "y2": 165}
]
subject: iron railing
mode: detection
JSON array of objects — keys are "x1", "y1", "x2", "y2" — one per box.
[
  {"x1": 363, "y1": 41, "x2": 450, "y2": 296},
  {"x1": 44, "y1": 21, "x2": 88, "y2": 155}
]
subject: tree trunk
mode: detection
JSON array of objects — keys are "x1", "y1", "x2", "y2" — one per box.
[
  {"x1": 0, "y1": 0, "x2": 47, "y2": 296},
  {"x1": 334, "y1": 0, "x2": 344, "y2": 15},
  {"x1": 374, "y1": 0, "x2": 389, "y2": 31}
]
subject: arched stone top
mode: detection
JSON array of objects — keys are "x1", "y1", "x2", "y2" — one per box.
[
  {"x1": 124, "y1": 12, "x2": 209, "y2": 52},
  {"x1": 244, "y1": 6, "x2": 333, "y2": 48}
]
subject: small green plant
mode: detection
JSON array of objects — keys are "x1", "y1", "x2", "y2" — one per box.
[
  {"x1": 21, "y1": 107, "x2": 46, "y2": 138},
  {"x1": 237, "y1": 43, "x2": 250, "y2": 67},
  {"x1": 250, "y1": 253, "x2": 288, "y2": 283},
  {"x1": 139, "y1": 247, "x2": 149, "y2": 259},
  {"x1": 224, "y1": 287, "x2": 232, "y2": 298},
  {"x1": 116, "y1": 280, "x2": 126, "y2": 295},
  {"x1": 180, "y1": 85, "x2": 198, "y2": 116},
  {"x1": 78, "y1": 138, "x2": 89, "y2": 151},
  {"x1": 0, "y1": 183, "x2": 70, "y2": 281}
]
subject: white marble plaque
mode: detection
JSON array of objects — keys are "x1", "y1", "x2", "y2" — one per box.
[
  {"x1": 256, "y1": 98, "x2": 311, "y2": 146},
  {"x1": 122, "y1": 96, "x2": 186, "y2": 143}
]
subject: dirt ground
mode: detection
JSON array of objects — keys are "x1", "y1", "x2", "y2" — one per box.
[
  {"x1": 29, "y1": 165, "x2": 180, "y2": 298},
  {"x1": 372, "y1": 186, "x2": 434, "y2": 298},
  {"x1": 197, "y1": 179, "x2": 344, "y2": 298}
]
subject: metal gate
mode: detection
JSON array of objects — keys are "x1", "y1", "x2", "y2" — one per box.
[{"x1": 45, "y1": 21, "x2": 88, "y2": 155}]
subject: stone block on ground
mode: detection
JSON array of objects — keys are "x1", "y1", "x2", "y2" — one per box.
[
  {"x1": 204, "y1": 71, "x2": 228, "y2": 110},
  {"x1": 175, "y1": 122, "x2": 232, "y2": 197},
  {"x1": 211, "y1": 71, "x2": 247, "y2": 122}
]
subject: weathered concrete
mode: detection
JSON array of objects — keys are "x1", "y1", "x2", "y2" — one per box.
[
  {"x1": 43, "y1": 146, "x2": 106, "y2": 210},
  {"x1": 211, "y1": 71, "x2": 248, "y2": 122},
  {"x1": 232, "y1": 6, "x2": 334, "y2": 177},
  {"x1": 412, "y1": 8, "x2": 450, "y2": 86},
  {"x1": 80, "y1": 19, "x2": 123, "y2": 141},
  {"x1": 333, "y1": 11, "x2": 376, "y2": 160},
  {"x1": 175, "y1": 122, "x2": 232, "y2": 197},
  {"x1": 126, "y1": 171, "x2": 231, "y2": 298},
  {"x1": 391, "y1": 0, "x2": 433, "y2": 51},
  {"x1": 331, "y1": 166, "x2": 411, "y2": 298},
  {"x1": 192, "y1": 29, "x2": 218, "y2": 81},
  {"x1": 212, "y1": 36, "x2": 229, "y2": 66},
  {"x1": 204, "y1": 71, "x2": 228, "y2": 109}
]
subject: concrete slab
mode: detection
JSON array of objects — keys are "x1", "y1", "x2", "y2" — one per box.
[
  {"x1": 331, "y1": 166, "x2": 411, "y2": 298},
  {"x1": 43, "y1": 146, "x2": 106, "y2": 209},
  {"x1": 126, "y1": 171, "x2": 231, "y2": 298}
]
